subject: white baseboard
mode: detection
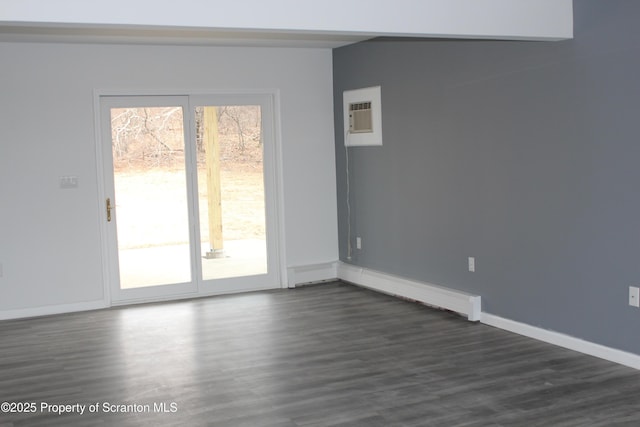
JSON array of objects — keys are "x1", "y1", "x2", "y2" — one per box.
[
  {"x1": 337, "y1": 262, "x2": 640, "y2": 370},
  {"x1": 0, "y1": 300, "x2": 108, "y2": 321},
  {"x1": 481, "y1": 313, "x2": 640, "y2": 370},
  {"x1": 338, "y1": 262, "x2": 481, "y2": 321},
  {"x1": 287, "y1": 261, "x2": 338, "y2": 288}
]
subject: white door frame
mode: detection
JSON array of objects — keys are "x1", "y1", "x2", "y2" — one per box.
[{"x1": 94, "y1": 89, "x2": 286, "y2": 307}]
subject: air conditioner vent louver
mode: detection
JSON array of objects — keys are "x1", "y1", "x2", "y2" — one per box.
[{"x1": 350, "y1": 102, "x2": 371, "y2": 111}]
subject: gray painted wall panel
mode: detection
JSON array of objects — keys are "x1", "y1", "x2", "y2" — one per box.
[{"x1": 333, "y1": 0, "x2": 640, "y2": 354}]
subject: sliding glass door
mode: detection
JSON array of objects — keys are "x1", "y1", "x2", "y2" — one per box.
[{"x1": 100, "y1": 94, "x2": 280, "y2": 303}]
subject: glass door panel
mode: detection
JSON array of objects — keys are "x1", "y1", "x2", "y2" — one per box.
[
  {"x1": 109, "y1": 105, "x2": 192, "y2": 289},
  {"x1": 194, "y1": 105, "x2": 268, "y2": 280}
]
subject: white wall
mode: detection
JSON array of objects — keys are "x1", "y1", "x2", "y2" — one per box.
[
  {"x1": 0, "y1": 42, "x2": 338, "y2": 313},
  {"x1": 0, "y1": 0, "x2": 573, "y2": 40}
]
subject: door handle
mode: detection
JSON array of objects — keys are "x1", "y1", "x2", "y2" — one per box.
[{"x1": 106, "y1": 197, "x2": 112, "y2": 222}]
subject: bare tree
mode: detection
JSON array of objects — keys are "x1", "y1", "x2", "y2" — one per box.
[
  {"x1": 110, "y1": 106, "x2": 184, "y2": 169},
  {"x1": 111, "y1": 105, "x2": 261, "y2": 169},
  {"x1": 218, "y1": 105, "x2": 260, "y2": 152}
]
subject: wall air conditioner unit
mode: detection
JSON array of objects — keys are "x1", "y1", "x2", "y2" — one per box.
[
  {"x1": 343, "y1": 86, "x2": 382, "y2": 146},
  {"x1": 349, "y1": 101, "x2": 373, "y2": 133}
]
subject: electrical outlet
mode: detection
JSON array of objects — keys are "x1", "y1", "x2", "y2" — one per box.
[
  {"x1": 629, "y1": 286, "x2": 639, "y2": 307},
  {"x1": 356, "y1": 237, "x2": 362, "y2": 250},
  {"x1": 468, "y1": 257, "x2": 475, "y2": 272}
]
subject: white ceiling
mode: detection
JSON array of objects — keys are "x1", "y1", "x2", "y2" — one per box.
[{"x1": 0, "y1": 0, "x2": 572, "y2": 48}]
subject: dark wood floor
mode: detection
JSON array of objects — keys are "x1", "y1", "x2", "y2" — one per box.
[{"x1": 1, "y1": 281, "x2": 640, "y2": 426}]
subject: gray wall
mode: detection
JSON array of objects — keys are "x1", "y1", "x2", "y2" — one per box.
[{"x1": 333, "y1": 0, "x2": 640, "y2": 355}]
